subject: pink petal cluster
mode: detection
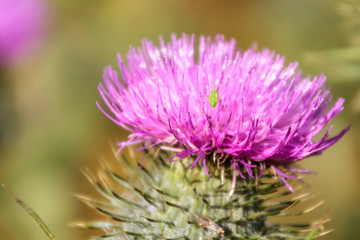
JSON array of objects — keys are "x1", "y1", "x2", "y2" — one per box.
[
  {"x1": 98, "y1": 34, "x2": 349, "y2": 190},
  {"x1": 0, "y1": 0, "x2": 45, "y2": 65}
]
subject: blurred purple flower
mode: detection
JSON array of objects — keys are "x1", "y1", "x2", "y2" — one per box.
[
  {"x1": 98, "y1": 34, "x2": 349, "y2": 191},
  {"x1": 0, "y1": 0, "x2": 46, "y2": 65}
]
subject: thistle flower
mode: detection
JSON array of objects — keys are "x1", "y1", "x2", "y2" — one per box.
[
  {"x1": 98, "y1": 34, "x2": 349, "y2": 191},
  {"x1": 0, "y1": 0, "x2": 45, "y2": 65}
]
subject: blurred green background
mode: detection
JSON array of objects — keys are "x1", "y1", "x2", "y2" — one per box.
[{"x1": 0, "y1": 0, "x2": 359, "y2": 239}]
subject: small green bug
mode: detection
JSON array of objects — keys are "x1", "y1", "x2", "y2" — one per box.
[
  {"x1": 305, "y1": 211, "x2": 329, "y2": 240},
  {"x1": 305, "y1": 227, "x2": 319, "y2": 240},
  {"x1": 208, "y1": 88, "x2": 219, "y2": 108}
]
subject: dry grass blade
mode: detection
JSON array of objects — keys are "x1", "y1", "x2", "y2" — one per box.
[{"x1": 1, "y1": 184, "x2": 57, "y2": 240}]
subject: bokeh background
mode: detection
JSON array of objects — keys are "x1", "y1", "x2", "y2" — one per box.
[{"x1": 0, "y1": 0, "x2": 359, "y2": 239}]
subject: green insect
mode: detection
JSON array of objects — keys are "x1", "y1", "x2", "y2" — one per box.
[
  {"x1": 208, "y1": 88, "x2": 219, "y2": 108},
  {"x1": 305, "y1": 227, "x2": 319, "y2": 240},
  {"x1": 305, "y1": 211, "x2": 330, "y2": 240}
]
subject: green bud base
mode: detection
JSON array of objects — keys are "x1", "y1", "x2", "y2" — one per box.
[{"x1": 78, "y1": 149, "x2": 326, "y2": 240}]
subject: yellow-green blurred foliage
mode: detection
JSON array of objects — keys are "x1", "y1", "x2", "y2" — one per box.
[{"x1": 0, "y1": 0, "x2": 359, "y2": 239}]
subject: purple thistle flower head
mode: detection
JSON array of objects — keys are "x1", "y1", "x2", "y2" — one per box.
[
  {"x1": 98, "y1": 34, "x2": 349, "y2": 191},
  {"x1": 0, "y1": 0, "x2": 46, "y2": 65}
]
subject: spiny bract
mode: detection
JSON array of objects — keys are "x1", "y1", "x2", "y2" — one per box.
[{"x1": 77, "y1": 149, "x2": 327, "y2": 240}]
